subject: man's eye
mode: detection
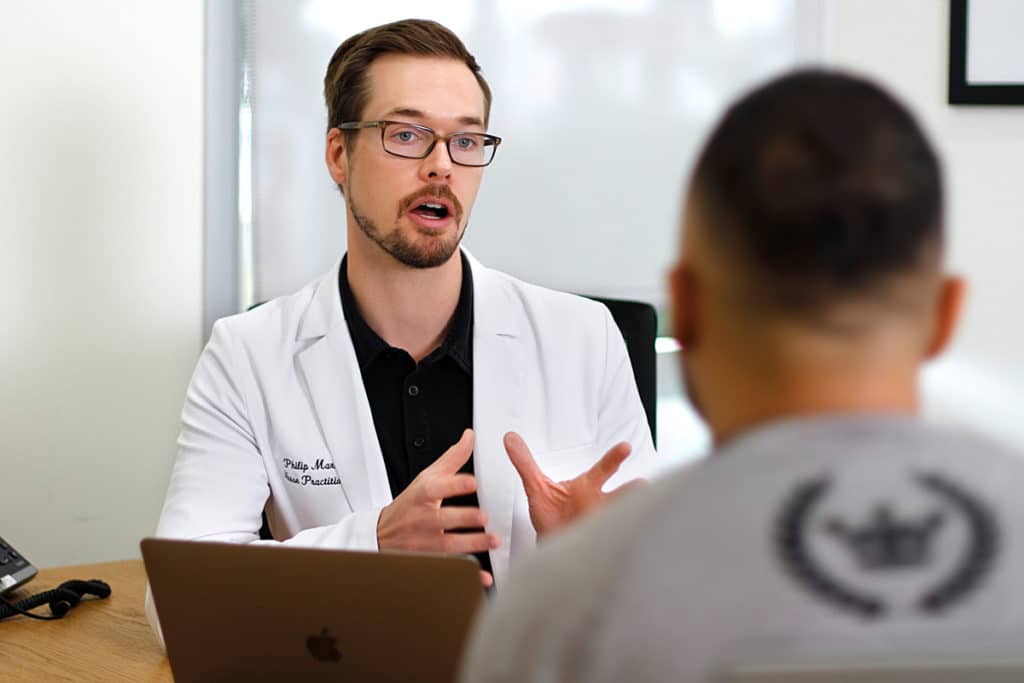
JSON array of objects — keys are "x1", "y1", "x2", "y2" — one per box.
[
  {"x1": 391, "y1": 128, "x2": 423, "y2": 143},
  {"x1": 453, "y1": 135, "x2": 478, "y2": 149}
]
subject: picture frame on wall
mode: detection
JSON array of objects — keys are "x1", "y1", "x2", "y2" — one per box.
[{"x1": 948, "y1": 0, "x2": 1024, "y2": 105}]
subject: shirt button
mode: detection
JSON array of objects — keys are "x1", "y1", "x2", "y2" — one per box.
[
  {"x1": 413, "y1": 437, "x2": 426, "y2": 448},
  {"x1": 407, "y1": 385, "x2": 420, "y2": 397}
]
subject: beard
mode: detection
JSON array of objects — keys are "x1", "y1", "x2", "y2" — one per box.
[{"x1": 348, "y1": 183, "x2": 467, "y2": 269}]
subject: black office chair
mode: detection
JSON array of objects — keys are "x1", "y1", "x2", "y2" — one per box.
[{"x1": 583, "y1": 295, "x2": 658, "y2": 447}]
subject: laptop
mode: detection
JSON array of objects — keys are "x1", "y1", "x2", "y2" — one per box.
[{"x1": 141, "y1": 538, "x2": 485, "y2": 683}]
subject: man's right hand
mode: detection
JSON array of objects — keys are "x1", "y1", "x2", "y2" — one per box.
[{"x1": 376, "y1": 429, "x2": 499, "y2": 586}]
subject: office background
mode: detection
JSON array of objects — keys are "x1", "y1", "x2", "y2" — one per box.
[{"x1": 1, "y1": 0, "x2": 1022, "y2": 569}]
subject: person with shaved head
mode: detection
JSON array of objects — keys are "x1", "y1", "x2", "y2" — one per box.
[{"x1": 460, "y1": 69, "x2": 1024, "y2": 682}]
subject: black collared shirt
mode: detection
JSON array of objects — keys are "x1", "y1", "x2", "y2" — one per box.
[{"x1": 339, "y1": 252, "x2": 492, "y2": 577}]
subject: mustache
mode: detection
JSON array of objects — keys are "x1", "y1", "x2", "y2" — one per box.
[{"x1": 397, "y1": 185, "x2": 464, "y2": 222}]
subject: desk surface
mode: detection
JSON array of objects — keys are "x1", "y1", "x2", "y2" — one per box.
[{"x1": 0, "y1": 559, "x2": 171, "y2": 682}]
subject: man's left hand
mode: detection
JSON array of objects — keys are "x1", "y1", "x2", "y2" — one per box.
[{"x1": 503, "y1": 432, "x2": 644, "y2": 537}]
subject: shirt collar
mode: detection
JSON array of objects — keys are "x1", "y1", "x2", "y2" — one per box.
[{"x1": 338, "y1": 251, "x2": 474, "y2": 373}]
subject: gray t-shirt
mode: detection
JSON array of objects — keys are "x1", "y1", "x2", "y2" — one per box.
[{"x1": 460, "y1": 416, "x2": 1024, "y2": 682}]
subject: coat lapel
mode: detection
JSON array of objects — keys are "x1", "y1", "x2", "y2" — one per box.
[
  {"x1": 292, "y1": 255, "x2": 526, "y2": 583},
  {"x1": 295, "y1": 266, "x2": 393, "y2": 513},
  {"x1": 468, "y1": 255, "x2": 525, "y2": 587}
]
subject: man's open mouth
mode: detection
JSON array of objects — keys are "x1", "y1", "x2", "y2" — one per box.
[{"x1": 410, "y1": 200, "x2": 451, "y2": 220}]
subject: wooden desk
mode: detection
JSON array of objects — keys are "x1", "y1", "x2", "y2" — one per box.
[{"x1": 0, "y1": 559, "x2": 171, "y2": 682}]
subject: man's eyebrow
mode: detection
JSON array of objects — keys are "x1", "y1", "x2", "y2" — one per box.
[
  {"x1": 385, "y1": 107, "x2": 426, "y2": 119},
  {"x1": 384, "y1": 108, "x2": 484, "y2": 129}
]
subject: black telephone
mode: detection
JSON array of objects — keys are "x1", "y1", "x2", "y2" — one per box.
[
  {"x1": 0, "y1": 535, "x2": 37, "y2": 594},
  {"x1": 0, "y1": 536, "x2": 111, "y2": 621}
]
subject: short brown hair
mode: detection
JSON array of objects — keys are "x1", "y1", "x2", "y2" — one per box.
[{"x1": 323, "y1": 18, "x2": 493, "y2": 138}]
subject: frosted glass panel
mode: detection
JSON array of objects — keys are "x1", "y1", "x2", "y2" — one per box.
[{"x1": 248, "y1": 0, "x2": 817, "y2": 307}]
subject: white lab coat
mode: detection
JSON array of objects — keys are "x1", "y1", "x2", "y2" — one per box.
[{"x1": 146, "y1": 253, "x2": 657, "y2": 639}]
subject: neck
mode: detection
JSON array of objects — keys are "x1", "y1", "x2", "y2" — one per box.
[
  {"x1": 346, "y1": 241, "x2": 463, "y2": 362},
  {"x1": 704, "y1": 359, "x2": 921, "y2": 448}
]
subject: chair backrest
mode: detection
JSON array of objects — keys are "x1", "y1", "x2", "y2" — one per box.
[{"x1": 583, "y1": 295, "x2": 657, "y2": 446}]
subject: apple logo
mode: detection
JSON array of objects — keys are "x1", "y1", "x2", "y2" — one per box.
[{"x1": 306, "y1": 627, "x2": 342, "y2": 662}]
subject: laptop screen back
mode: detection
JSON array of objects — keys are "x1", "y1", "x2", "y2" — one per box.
[{"x1": 141, "y1": 538, "x2": 484, "y2": 683}]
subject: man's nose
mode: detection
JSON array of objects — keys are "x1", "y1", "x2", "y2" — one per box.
[{"x1": 420, "y1": 140, "x2": 453, "y2": 182}]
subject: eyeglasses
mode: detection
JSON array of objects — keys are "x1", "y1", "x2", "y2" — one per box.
[{"x1": 337, "y1": 120, "x2": 502, "y2": 167}]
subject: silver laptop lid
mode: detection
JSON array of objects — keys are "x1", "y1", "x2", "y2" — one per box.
[{"x1": 141, "y1": 538, "x2": 484, "y2": 683}]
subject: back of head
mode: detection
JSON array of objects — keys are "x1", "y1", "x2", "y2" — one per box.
[
  {"x1": 690, "y1": 69, "x2": 944, "y2": 323},
  {"x1": 676, "y1": 70, "x2": 959, "y2": 438}
]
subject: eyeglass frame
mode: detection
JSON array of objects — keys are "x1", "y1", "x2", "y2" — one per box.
[{"x1": 336, "y1": 120, "x2": 502, "y2": 167}]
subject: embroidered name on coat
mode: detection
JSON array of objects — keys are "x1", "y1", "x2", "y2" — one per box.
[{"x1": 282, "y1": 458, "x2": 340, "y2": 486}]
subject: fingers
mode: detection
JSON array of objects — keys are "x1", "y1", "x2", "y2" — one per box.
[
  {"x1": 442, "y1": 531, "x2": 500, "y2": 555},
  {"x1": 504, "y1": 431, "x2": 545, "y2": 492},
  {"x1": 416, "y1": 432, "x2": 477, "y2": 504},
  {"x1": 479, "y1": 571, "x2": 494, "y2": 588},
  {"x1": 423, "y1": 472, "x2": 478, "y2": 501},
  {"x1": 585, "y1": 442, "x2": 633, "y2": 487},
  {"x1": 438, "y1": 506, "x2": 488, "y2": 531},
  {"x1": 432, "y1": 429, "x2": 476, "y2": 475}
]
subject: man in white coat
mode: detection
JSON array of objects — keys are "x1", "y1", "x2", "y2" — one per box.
[
  {"x1": 146, "y1": 18, "x2": 656, "y2": 637},
  {"x1": 460, "y1": 70, "x2": 1024, "y2": 681}
]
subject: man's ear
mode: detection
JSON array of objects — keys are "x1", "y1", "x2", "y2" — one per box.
[
  {"x1": 325, "y1": 128, "x2": 349, "y2": 187},
  {"x1": 669, "y1": 264, "x2": 699, "y2": 351},
  {"x1": 926, "y1": 275, "x2": 966, "y2": 359}
]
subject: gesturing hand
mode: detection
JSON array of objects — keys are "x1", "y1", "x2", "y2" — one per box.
[
  {"x1": 377, "y1": 429, "x2": 500, "y2": 586},
  {"x1": 504, "y1": 432, "x2": 645, "y2": 537}
]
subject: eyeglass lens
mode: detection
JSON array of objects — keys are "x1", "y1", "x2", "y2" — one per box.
[{"x1": 382, "y1": 123, "x2": 496, "y2": 166}]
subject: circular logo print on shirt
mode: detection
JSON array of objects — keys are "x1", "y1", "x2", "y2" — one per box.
[{"x1": 775, "y1": 472, "x2": 999, "y2": 619}]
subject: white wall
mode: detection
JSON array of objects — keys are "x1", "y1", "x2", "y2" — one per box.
[
  {"x1": 0, "y1": 2, "x2": 204, "y2": 567},
  {"x1": 821, "y1": 1, "x2": 1024, "y2": 449},
  {"x1": 246, "y1": 0, "x2": 816, "y2": 308}
]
